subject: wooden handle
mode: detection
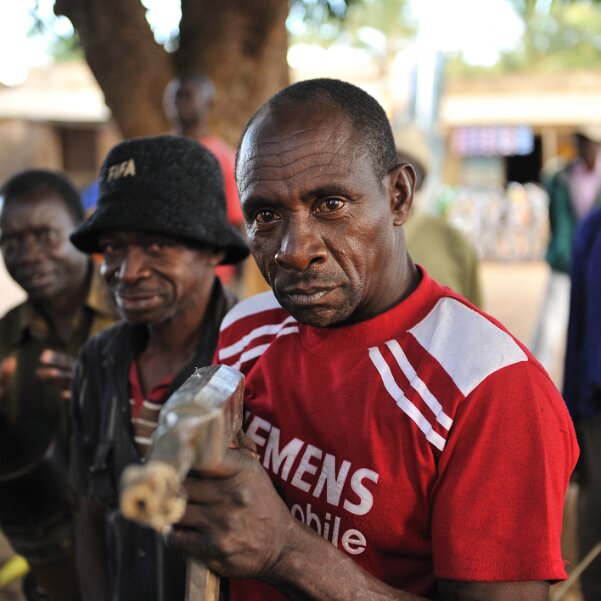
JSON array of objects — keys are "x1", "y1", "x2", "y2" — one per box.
[
  {"x1": 186, "y1": 559, "x2": 220, "y2": 601},
  {"x1": 120, "y1": 461, "x2": 187, "y2": 532}
]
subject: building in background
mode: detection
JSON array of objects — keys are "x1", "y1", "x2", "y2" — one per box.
[
  {"x1": 0, "y1": 57, "x2": 600, "y2": 274},
  {"x1": 0, "y1": 61, "x2": 120, "y2": 188}
]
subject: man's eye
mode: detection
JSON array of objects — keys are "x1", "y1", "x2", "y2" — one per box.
[
  {"x1": 99, "y1": 241, "x2": 117, "y2": 255},
  {"x1": 146, "y1": 240, "x2": 169, "y2": 253},
  {"x1": 255, "y1": 209, "x2": 278, "y2": 224},
  {"x1": 317, "y1": 198, "x2": 344, "y2": 213},
  {"x1": 37, "y1": 229, "x2": 59, "y2": 245}
]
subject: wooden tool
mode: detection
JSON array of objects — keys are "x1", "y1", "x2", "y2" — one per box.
[{"x1": 119, "y1": 364, "x2": 244, "y2": 601}]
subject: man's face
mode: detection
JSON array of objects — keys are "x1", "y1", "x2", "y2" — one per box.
[
  {"x1": 98, "y1": 231, "x2": 221, "y2": 325},
  {"x1": 0, "y1": 192, "x2": 87, "y2": 302},
  {"x1": 237, "y1": 105, "x2": 414, "y2": 328},
  {"x1": 165, "y1": 80, "x2": 210, "y2": 129}
]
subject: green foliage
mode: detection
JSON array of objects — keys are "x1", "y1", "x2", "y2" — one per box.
[
  {"x1": 449, "y1": 0, "x2": 601, "y2": 76},
  {"x1": 48, "y1": 31, "x2": 83, "y2": 62},
  {"x1": 290, "y1": 0, "x2": 358, "y2": 22},
  {"x1": 28, "y1": 0, "x2": 82, "y2": 62},
  {"x1": 30, "y1": 0, "x2": 601, "y2": 74},
  {"x1": 34, "y1": 0, "x2": 360, "y2": 59},
  {"x1": 289, "y1": 0, "x2": 414, "y2": 59}
]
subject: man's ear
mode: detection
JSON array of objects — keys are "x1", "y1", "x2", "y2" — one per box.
[
  {"x1": 388, "y1": 163, "x2": 416, "y2": 225},
  {"x1": 209, "y1": 249, "x2": 227, "y2": 267}
]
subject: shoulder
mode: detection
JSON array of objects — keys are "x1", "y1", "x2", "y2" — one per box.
[
  {"x1": 216, "y1": 291, "x2": 296, "y2": 369},
  {"x1": 409, "y1": 295, "x2": 528, "y2": 397},
  {"x1": 426, "y1": 216, "x2": 475, "y2": 254},
  {"x1": 552, "y1": 164, "x2": 573, "y2": 185},
  {"x1": 407, "y1": 214, "x2": 477, "y2": 261},
  {"x1": 79, "y1": 320, "x2": 130, "y2": 363},
  {"x1": 577, "y1": 205, "x2": 601, "y2": 242},
  {"x1": 0, "y1": 301, "x2": 27, "y2": 327},
  {"x1": 219, "y1": 291, "x2": 288, "y2": 331},
  {"x1": 0, "y1": 301, "x2": 30, "y2": 347},
  {"x1": 200, "y1": 136, "x2": 236, "y2": 163}
]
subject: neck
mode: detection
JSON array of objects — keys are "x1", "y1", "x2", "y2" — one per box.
[
  {"x1": 140, "y1": 279, "x2": 215, "y2": 378},
  {"x1": 585, "y1": 151, "x2": 599, "y2": 171},
  {"x1": 390, "y1": 232, "x2": 421, "y2": 305},
  {"x1": 179, "y1": 122, "x2": 207, "y2": 140}
]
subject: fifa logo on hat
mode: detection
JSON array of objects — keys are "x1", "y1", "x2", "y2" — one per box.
[{"x1": 107, "y1": 158, "x2": 136, "y2": 182}]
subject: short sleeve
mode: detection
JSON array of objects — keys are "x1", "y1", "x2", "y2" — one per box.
[{"x1": 431, "y1": 361, "x2": 578, "y2": 582}]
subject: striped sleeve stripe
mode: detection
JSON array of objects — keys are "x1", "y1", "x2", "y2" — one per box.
[
  {"x1": 134, "y1": 435, "x2": 152, "y2": 445},
  {"x1": 277, "y1": 325, "x2": 299, "y2": 338},
  {"x1": 218, "y1": 316, "x2": 297, "y2": 361},
  {"x1": 385, "y1": 339, "x2": 453, "y2": 431},
  {"x1": 220, "y1": 291, "x2": 282, "y2": 332},
  {"x1": 232, "y1": 343, "x2": 270, "y2": 371},
  {"x1": 142, "y1": 400, "x2": 163, "y2": 411},
  {"x1": 369, "y1": 346, "x2": 447, "y2": 451},
  {"x1": 231, "y1": 326, "x2": 299, "y2": 370},
  {"x1": 133, "y1": 417, "x2": 157, "y2": 427}
]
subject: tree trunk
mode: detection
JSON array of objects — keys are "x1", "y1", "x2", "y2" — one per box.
[
  {"x1": 176, "y1": 0, "x2": 290, "y2": 146},
  {"x1": 54, "y1": 0, "x2": 290, "y2": 145},
  {"x1": 55, "y1": 0, "x2": 172, "y2": 138}
]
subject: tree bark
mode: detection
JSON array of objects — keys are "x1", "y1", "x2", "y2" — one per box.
[
  {"x1": 55, "y1": 0, "x2": 172, "y2": 138},
  {"x1": 54, "y1": 0, "x2": 289, "y2": 145},
  {"x1": 176, "y1": 0, "x2": 290, "y2": 146}
]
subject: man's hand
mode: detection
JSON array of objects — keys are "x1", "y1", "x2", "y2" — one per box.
[
  {"x1": 0, "y1": 356, "x2": 17, "y2": 399},
  {"x1": 166, "y1": 445, "x2": 295, "y2": 580},
  {"x1": 166, "y1": 445, "x2": 550, "y2": 601},
  {"x1": 36, "y1": 350, "x2": 76, "y2": 400}
]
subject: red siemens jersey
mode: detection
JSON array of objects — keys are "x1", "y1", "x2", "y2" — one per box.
[{"x1": 215, "y1": 270, "x2": 578, "y2": 600}]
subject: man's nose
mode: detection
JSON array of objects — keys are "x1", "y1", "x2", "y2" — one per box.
[
  {"x1": 274, "y1": 218, "x2": 328, "y2": 271},
  {"x1": 18, "y1": 233, "x2": 44, "y2": 264},
  {"x1": 115, "y1": 246, "x2": 151, "y2": 283}
]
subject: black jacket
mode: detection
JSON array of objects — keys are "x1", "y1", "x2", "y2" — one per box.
[{"x1": 69, "y1": 280, "x2": 236, "y2": 601}]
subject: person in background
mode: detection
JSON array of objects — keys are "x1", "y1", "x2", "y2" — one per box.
[
  {"x1": 68, "y1": 135, "x2": 248, "y2": 601},
  {"x1": 531, "y1": 126, "x2": 601, "y2": 376},
  {"x1": 395, "y1": 123, "x2": 482, "y2": 307},
  {"x1": 163, "y1": 73, "x2": 245, "y2": 288},
  {"x1": 166, "y1": 78, "x2": 577, "y2": 601},
  {"x1": 0, "y1": 169, "x2": 117, "y2": 601},
  {"x1": 563, "y1": 196, "x2": 601, "y2": 601}
]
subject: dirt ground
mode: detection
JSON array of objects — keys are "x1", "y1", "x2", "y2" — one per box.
[{"x1": 0, "y1": 260, "x2": 585, "y2": 600}]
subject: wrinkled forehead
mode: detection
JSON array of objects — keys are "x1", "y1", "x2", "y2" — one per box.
[
  {"x1": 237, "y1": 105, "x2": 365, "y2": 190},
  {"x1": 1, "y1": 191, "x2": 72, "y2": 226}
]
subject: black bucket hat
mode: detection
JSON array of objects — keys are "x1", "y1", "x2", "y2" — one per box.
[{"x1": 70, "y1": 135, "x2": 249, "y2": 265}]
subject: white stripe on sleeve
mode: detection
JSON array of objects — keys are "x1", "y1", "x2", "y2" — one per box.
[
  {"x1": 385, "y1": 339, "x2": 453, "y2": 431},
  {"x1": 369, "y1": 346, "x2": 446, "y2": 451}
]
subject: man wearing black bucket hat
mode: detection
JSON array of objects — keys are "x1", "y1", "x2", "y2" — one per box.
[{"x1": 68, "y1": 135, "x2": 248, "y2": 601}]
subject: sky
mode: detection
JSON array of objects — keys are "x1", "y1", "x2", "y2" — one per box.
[{"x1": 0, "y1": 0, "x2": 524, "y2": 86}]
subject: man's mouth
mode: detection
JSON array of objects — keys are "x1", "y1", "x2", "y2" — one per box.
[
  {"x1": 114, "y1": 289, "x2": 162, "y2": 312},
  {"x1": 280, "y1": 286, "x2": 334, "y2": 306},
  {"x1": 19, "y1": 271, "x2": 52, "y2": 289}
]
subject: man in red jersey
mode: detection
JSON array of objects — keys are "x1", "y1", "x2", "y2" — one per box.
[{"x1": 168, "y1": 79, "x2": 578, "y2": 601}]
